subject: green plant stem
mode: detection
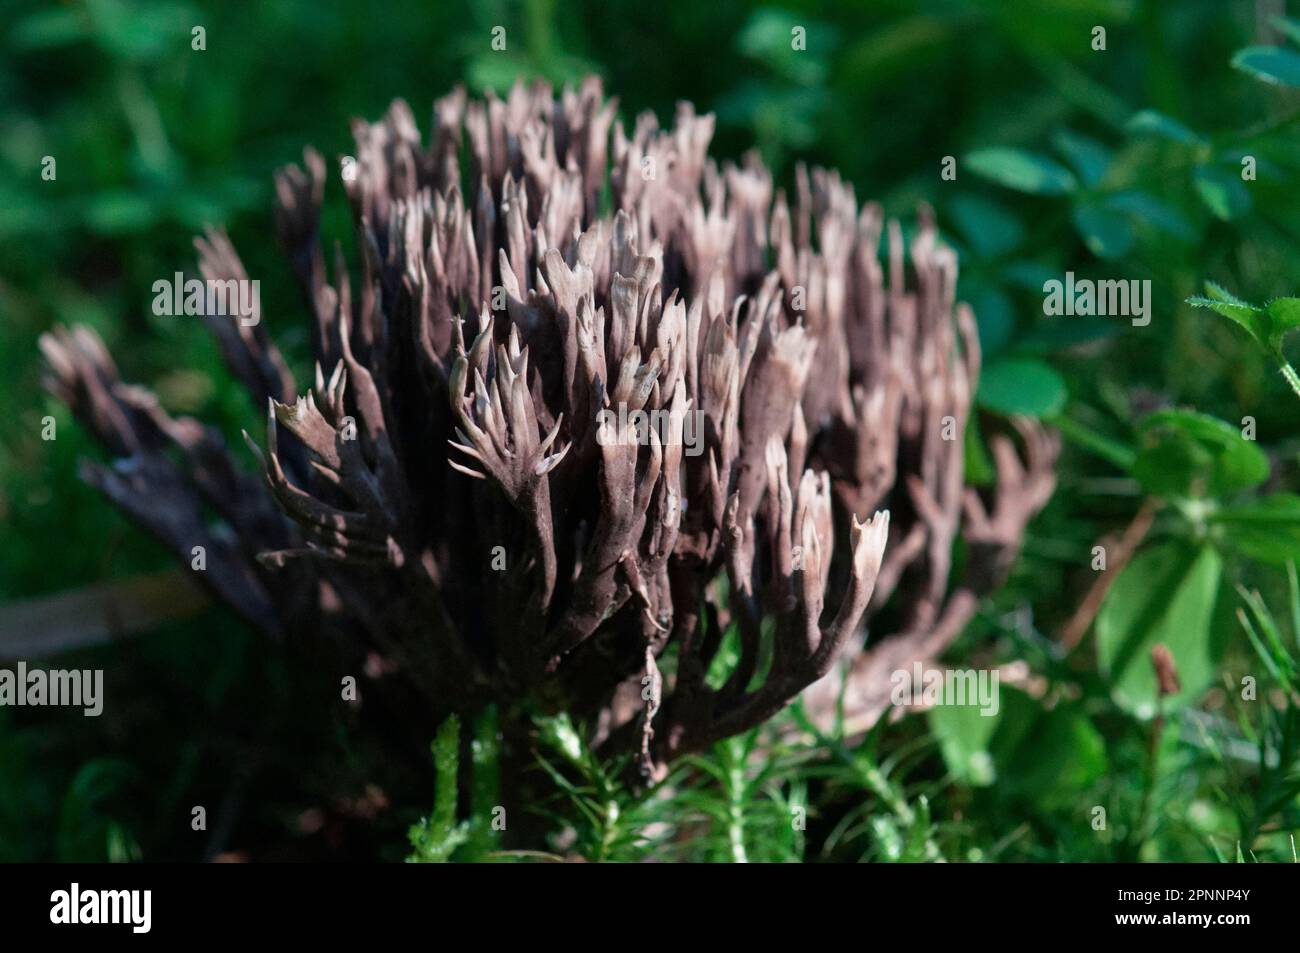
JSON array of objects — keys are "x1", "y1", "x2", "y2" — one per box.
[
  {"x1": 1133, "y1": 700, "x2": 1165, "y2": 860},
  {"x1": 596, "y1": 796, "x2": 620, "y2": 863},
  {"x1": 1053, "y1": 413, "x2": 1137, "y2": 471},
  {"x1": 723, "y1": 738, "x2": 749, "y2": 863},
  {"x1": 849, "y1": 759, "x2": 943, "y2": 862},
  {"x1": 1279, "y1": 361, "x2": 1300, "y2": 401}
]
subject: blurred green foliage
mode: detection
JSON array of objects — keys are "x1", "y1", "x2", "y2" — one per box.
[{"x1": 3, "y1": 0, "x2": 1300, "y2": 861}]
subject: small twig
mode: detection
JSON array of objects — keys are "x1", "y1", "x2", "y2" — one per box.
[
  {"x1": 1132, "y1": 646, "x2": 1181, "y2": 860},
  {"x1": 1059, "y1": 497, "x2": 1161, "y2": 652},
  {"x1": 0, "y1": 570, "x2": 211, "y2": 658}
]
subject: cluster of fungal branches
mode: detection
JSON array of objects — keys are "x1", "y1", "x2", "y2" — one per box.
[{"x1": 42, "y1": 77, "x2": 1057, "y2": 777}]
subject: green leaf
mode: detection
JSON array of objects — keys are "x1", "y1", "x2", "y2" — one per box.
[
  {"x1": 1236, "y1": 583, "x2": 1299, "y2": 692},
  {"x1": 82, "y1": 192, "x2": 159, "y2": 235},
  {"x1": 82, "y1": 0, "x2": 194, "y2": 63},
  {"x1": 1204, "y1": 281, "x2": 1256, "y2": 309},
  {"x1": 962, "y1": 281, "x2": 1014, "y2": 355},
  {"x1": 1212, "y1": 495, "x2": 1300, "y2": 565},
  {"x1": 946, "y1": 195, "x2": 1024, "y2": 258},
  {"x1": 1104, "y1": 191, "x2": 1196, "y2": 241},
  {"x1": 1187, "y1": 281, "x2": 1269, "y2": 349},
  {"x1": 965, "y1": 147, "x2": 1077, "y2": 195},
  {"x1": 977, "y1": 358, "x2": 1067, "y2": 418},
  {"x1": 1053, "y1": 413, "x2": 1137, "y2": 471},
  {"x1": 1052, "y1": 129, "x2": 1112, "y2": 187},
  {"x1": 1004, "y1": 260, "x2": 1059, "y2": 291},
  {"x1": 991, "y1": 697, "x2": 1107, "y2": 809},
  {"x1": 57, "y1": 759, "x2": 141, "y2": 861},
  {"x1": 1264, "y1": 298, "x2": 1300, "y2": 351},
  {"x1": 1232, "y1": 45, "x2": 1300, "y2": 87},
  {"x1": 1131, "y1": 409, "x2": 1269, "y2": 498},
  {"x1": 1187, "y1": 285, "x2": 1300, "y2": 356},
  {"x1": 1193, "y1": 164, "x2": 1251, "y2": 221},
  {"x1": 10, "y1": 8, "x2": 91, "y2": 50},
  {"x1": 1071, "y1": 201, "x2": 1135, "y2": 259},
  {"x1": 1126, "y1": 109, "x2": 1202, "y2": 146},
  {"x1": 932, "y1": 689, "x2": 1107, "y2": 808},
  {"x1": 736, "y1": 9, "x2": 835, "y2": 84},
  {"x1": 1273, "y1": 16, "x2": 1300, "y2": 46},
  {"x1": 1096, "y1": 542, "x2": 1228, "y2": 717},
  {"x1": 929, "y1": 701, "x2": 998, "y2": 786}
]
